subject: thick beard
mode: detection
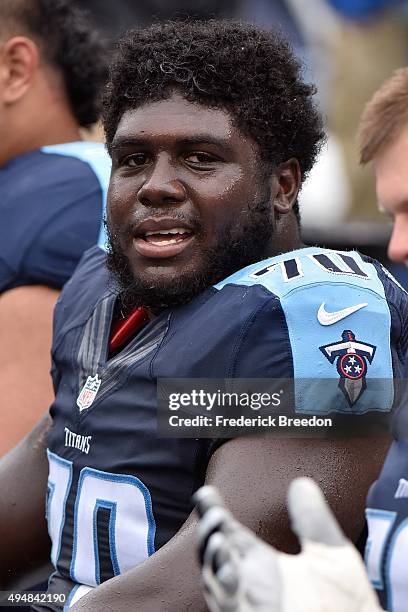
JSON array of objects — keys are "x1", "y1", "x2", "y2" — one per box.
[{"x1": 106, "y1": 201, "x2": 274, "y2": 312}]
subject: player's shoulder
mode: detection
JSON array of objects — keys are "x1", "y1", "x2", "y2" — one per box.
[
  {"x1": 214, "y1": 247, "x2": 405, "y2": 412},
  {"x1": 215, "y1": 246, "x2": 401, "y2": 299},
  {"x1": 41, "y1": 140, "x2": 111, "y2": 194},
  {"x1": 42, "y1": 142, "x2": 111, "y2": 250},
  {"x1": 59, "y1": 244, "x2": 109, "y2": 300},
  {"x1": 41, "y1": 141, "x2": 111, "y2": 173},
  {"x1": 215, "y1": 246, "x2": 408, "y2": 346},
  {"x1": 53, "y1": 246, "x2": 112, "y2": 335},
  {"x1": 1, "y1": 142, "x2": 110, "y2": 209}
]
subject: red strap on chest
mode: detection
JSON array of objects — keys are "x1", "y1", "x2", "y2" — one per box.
[{"x1": 109, "y1": 306, "x2": 149, "y2": 355}]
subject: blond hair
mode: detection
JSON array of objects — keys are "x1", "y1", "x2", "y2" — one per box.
[{"x1": 358, "y1": 67, "x2": 408, "y2": 164}]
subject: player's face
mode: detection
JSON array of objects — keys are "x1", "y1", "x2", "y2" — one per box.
[
  {"x1": 374, "y1": 126, "x2": 408, "y2": 264},
  {"x1": 107, "y1": 91, "x2": 298, "y2": 309}
]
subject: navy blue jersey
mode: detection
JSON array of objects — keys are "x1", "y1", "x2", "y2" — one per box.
[
  {"x1": 366, "y1": 438, "x2": 408, "y2": 611},
  {"x1": 42, "y1": 245, "x2": 407, "y2": 610},
  {"x1": 365, "y1": 347, "x2": 408, "y2": 612},
  {"x1": 0, "y1": 142, "x2": 111, "y2": 292}
]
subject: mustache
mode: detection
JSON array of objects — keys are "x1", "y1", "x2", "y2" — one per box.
[
  {"x1": 107, "y1": 209, "x2": 203, "y2": 239},
  {"x1": 105, "y1": 196, "x2": 274, "y2": 312}
]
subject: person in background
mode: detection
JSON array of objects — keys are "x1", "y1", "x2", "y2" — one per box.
[
  {"x1": 0, "y1": 0, "x2": 111, "y2": 292},
  {"x1": 358, "y1": 67, "x2": 408, "y2": 266},
  {"x1": 0, "y1": 0, "x2": 112, "y2": 457},
  {"x1": 358, "y1": 66, "x2": 408, "y2": 612}
]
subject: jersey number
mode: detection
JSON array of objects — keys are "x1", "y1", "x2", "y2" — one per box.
[
  {"x1": 47, "y1": 450, "x2": 155, "y2": 587},
  {"x1": 365, "y1": 508, "x2": 408, "y2": 611},
  {"x1": 252, "y1": 252, "x2": 368, "y2": 282}
]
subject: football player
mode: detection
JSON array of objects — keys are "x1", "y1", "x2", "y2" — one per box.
[
  {"x1": 196, "y1": 66, "x2": 408, "y2": 612},
  {"x1": 0, "y1": 20, "x2": 406, "y2": 612},
  {"x1": 0, "y1": 0, "x2": 111, "y2": 291},
  {"x1": 360, "y1": 67, "x2": 408, "y2": 612}
]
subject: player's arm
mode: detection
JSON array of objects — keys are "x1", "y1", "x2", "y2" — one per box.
[
  {"x1": 0, "y1": 413, "x2": 51, "y2": 588},
  {"x1": 196, "y1": 479, "x2": 382, "y2": 612},
  {"x1": 71, "y1": 434, "x2": 389, "y2": 612}
]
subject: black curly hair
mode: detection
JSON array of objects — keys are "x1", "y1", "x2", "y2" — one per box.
[
  {"x1": 0, "y1": 0, "x2": 108, "y2": 127},
  {"x1": 103, "y1": 20, "x2": 325, "y2": 193}
]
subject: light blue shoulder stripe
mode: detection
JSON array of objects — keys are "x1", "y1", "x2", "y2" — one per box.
[
  {"x1": 217, "y1": 247, "x2": 394, "y2": 414},
  {"x1": 214, "y1": 246, "x2": 385, "y2": 298},
  {"x1": 41, "y1": 142, "x2": 111, "y2": 248}
]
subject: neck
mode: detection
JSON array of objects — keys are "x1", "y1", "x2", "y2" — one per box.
[
  {"x1": 0, "y1": 76, "x2": 82, "y2": 166},
  {"x1": 266, "y1": 212, "x2": 304, "y2": 258}
]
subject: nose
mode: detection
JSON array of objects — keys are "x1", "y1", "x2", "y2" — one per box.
[
  {"x1": 137, "y1": 155, "x2": 186, "y2": 207},
  {"x1": 387, "y1": 214, "x2": 408, "y2": 264}
]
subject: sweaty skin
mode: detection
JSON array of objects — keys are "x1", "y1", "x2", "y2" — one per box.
[
  {"x1": 107, "y1": 91, "x2": 302, "y2": 293},
  {"x1": 0, "y1": 93, "x2": 390, "y2": 611},
  {"x1": 196, "y1": 479, "x2": 382, "y2": 612}
]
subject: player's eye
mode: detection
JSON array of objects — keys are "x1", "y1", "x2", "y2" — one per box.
[
  {"x1": 184, "y1": 152, "x2": 218, "y2": 167},
  {"x1": 122, "y1": 153, "x2": 150, "y2": 167}
]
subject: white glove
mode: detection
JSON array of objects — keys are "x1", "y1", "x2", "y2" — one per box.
[{"x1": 195, "y1": 477, "x2": 382, "y2": 612}]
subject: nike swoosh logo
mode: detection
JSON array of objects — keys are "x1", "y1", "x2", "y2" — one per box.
[{"x1": 317, "y1": 302, "x2": 368, "y2": 326}]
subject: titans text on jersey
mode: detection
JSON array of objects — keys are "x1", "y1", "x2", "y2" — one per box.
[{"x1": 40, "y1": 245, "x2": 408, "y2": 610}]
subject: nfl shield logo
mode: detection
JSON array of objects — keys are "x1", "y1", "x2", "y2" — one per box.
[{"x1": 77, "y1": 374, "x2": 102, "y2": 412}]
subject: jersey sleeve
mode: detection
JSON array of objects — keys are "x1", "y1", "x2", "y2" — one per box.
[
  {"x1": 230, "y1": 250, "x2": 397, "y2": 418},
  {"x1": 368, "y1": 259, "x2": 408, "y2": 373},
  {"x1": 0, "y1": 257, "x2": 17, "y2": 293},
  {"x1": 20, "y1": 188, "x2": 101, "y2": 289}
]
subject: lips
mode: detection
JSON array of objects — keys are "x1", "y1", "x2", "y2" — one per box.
[
  {"x1": 133, "y1": 218, "x2": 195, "y2": 259},
  {"x1": 145, "y1": 227, "x2": 192, "y2": 244}
]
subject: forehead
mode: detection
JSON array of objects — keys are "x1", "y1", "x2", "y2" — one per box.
[
  {"x1": 374, "y1": 126, "x2": 408, "y2": 213},
  {"x1": 112, "y1": 92, "x2": 254, "y2": 150}
]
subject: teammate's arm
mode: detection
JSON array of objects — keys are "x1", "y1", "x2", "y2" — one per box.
[
  {"x1": 70, "y1": 434, "x2": 389, "y2": 612},
  {"x1": 0, "y1": 413, "x2": 51, "y2": 588}
]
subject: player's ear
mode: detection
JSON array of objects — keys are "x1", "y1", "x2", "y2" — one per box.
[
  {"x1": 273, "y1": 158, "x2": 301, "y2": 215},
  {"x1": 0, "y1": 36, "x2": 39, "y2": 104}
]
